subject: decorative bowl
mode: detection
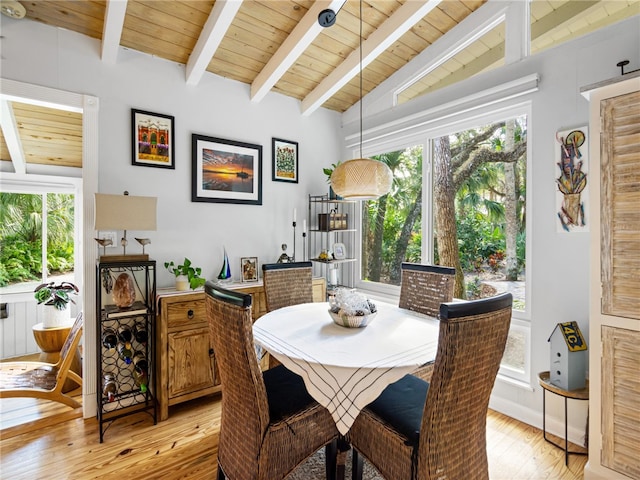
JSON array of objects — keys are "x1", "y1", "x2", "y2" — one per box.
[{"x1": 329, "y1": 309, "x2": 377, "y2": 328}]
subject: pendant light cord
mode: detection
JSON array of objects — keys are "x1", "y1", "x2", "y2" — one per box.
[{"x1": 359, "y1": 0, "x2": 363, "y2": 159}]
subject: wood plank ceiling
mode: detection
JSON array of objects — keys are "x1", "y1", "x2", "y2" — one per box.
[{"x1": 1, "y1": 0, "x2": 638, "y2": 171}]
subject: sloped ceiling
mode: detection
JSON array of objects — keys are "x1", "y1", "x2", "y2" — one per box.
[{"x1": 0, "y1": 0, "x2": 638, "y2": 171}]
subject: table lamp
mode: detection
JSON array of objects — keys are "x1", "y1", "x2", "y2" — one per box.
[{"x1": 94, "y1": 191, "x2": 157, "y2": 262}]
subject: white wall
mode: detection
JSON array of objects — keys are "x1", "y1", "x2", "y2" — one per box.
[
  {"x1": 0, "y1": 15, "x2": 342, "y2": 287},
  {"x1": 345, "y1": 14, "x2": 640, "y2": 442}
]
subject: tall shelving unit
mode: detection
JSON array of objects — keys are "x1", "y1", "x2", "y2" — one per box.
[
  {"x1": 308, "y1": 194, "x2": 357, "y2": 294},
  {"x1": 96, "y1": 259, "x2": 157, "y2": 442}
]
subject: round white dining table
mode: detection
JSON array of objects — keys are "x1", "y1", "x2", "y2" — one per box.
[{"x1": 253, "y1": 301, "x2": 440, "y2": 435}]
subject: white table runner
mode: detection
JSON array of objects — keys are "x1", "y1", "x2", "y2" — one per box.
[{"x1": 253, "y1": 302, "x2": 439, "y2": 435}]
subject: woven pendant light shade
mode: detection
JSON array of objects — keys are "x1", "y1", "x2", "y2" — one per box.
[{"x1": 330, "y1": 158, "x2": 392, "y2": 200}]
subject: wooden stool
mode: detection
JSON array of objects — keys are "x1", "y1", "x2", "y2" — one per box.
[{"x1": 32, "y1": 323, "x2": 82, "y2": 393}]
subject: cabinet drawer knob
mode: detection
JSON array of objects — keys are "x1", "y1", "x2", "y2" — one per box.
[{"x1": 187, "y1": 309, "x2": 194, "y2": 319}]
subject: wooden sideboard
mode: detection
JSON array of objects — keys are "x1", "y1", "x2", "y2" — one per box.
[{"x1": 155, "y1": 277, "x2": 326, "y2": 421}]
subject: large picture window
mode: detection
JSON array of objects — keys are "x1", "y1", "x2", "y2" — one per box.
[{"x1": 358, "y1": 106, "x2": 530, "y2": 383}]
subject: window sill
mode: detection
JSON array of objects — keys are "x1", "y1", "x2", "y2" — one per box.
[{"x1": 496, "y1": 373, "x2": 533, "y2": 391}]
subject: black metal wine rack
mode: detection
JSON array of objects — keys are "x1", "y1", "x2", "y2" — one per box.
[{"x1": 96, "y1": 260, "x2": 156, "y2": 442}]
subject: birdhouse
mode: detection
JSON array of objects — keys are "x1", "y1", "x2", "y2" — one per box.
[{"x1": 548, "y1": 321, "x2": 587, "y2": 391}]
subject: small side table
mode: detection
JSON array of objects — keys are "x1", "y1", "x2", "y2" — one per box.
[
  {"x1": 537, "y1": 371, "x2": 588, "y2": 466},
  {"x1": 32, "y1": 323, "x2": 82, "y2": 393}
]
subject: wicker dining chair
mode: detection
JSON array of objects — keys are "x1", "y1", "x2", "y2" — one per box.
[
  {"x1": 399, "y1": 262, "x2": 455, "y2": 317},
  {"x1": 262, "y1": 262, "x2": 313, "y2": 368},
  {"x1": 205, "y1": 282, "x2": 339, "y2": 480},
  {"x1": 350, "y1": 293, "x2": 513, "y2": 480},
  {"x1": 399, "y1": 262, "x2": 455, "y2": 381},
  {"x1": 262, "y1": 262, "x2": 313, "y2": 312}
]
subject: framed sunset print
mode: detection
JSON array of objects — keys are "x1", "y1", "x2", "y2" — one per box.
[{"x1": 191, "y1": 134, "x2": 262, "y2": 205}]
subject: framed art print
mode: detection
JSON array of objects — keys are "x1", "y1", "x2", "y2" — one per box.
[
  {"x1": 192, "y1": 134, "x2": 262, "y2": 205},
  {"x1": 241, "y1": 257, "x2": 258, "y2": 282},
  {"x1": 272, "y1": 137, "x2": 298, "y2": 183},
  {"x1": 132, "y1": 109, "x2": 175, "y2": 169}
]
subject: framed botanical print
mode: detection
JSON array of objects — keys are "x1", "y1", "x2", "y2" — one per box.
[{"x1": 272, "y1": 137, "x2": 298, "y2": 183}]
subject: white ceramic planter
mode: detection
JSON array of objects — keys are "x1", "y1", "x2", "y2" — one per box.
[
  {"x1": 175, "y1": 275, "x2": 189, "y2": 291},
  {"x1": 42, "y1": 305, "x2": 71, "y2": 328}
]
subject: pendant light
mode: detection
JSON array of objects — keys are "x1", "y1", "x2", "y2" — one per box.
[{"x1": 330, "y1": 1, "x2": 392, "y2": 201}]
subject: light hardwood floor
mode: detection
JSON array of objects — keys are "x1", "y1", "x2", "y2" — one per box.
[{"x1": 0, "y1": 393, "x2": 587, "y2": 480}]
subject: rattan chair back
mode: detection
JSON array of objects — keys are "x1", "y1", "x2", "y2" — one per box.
[
  {"x1": 205, "y1": 283, "x2": 266, "y2": 479},
  {"x1": 262, "y1": 262, "x2": 313, "y2": 312},
  {"x1": 350, "y1": 293, "x2": 512, "y2": 480},
  {"x1": 399, "y1": 263, "x2": 455, "y2": 317},
  {"x1": 418, "y1": 292, "x2": 512, "y2": 478},
  {"x1": 205, "y1": 281, "x2": 338, "y2": 480}
]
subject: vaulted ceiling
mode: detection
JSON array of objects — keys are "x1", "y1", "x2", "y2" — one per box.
[{"x1": 1, "y1": 0, "x2": 638, "y2": 171}]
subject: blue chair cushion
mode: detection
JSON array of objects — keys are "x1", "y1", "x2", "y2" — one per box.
[
  {"x1": 366, "y1": 374, "x2": 429, "y2": 446},
  {"x1": 263, "y1": 365, "x2": 315, "y2": 422}
]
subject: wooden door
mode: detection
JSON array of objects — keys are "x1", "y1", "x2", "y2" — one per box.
[{"x1": 168, "y1": 327, "x2": 215, "y2": 398}]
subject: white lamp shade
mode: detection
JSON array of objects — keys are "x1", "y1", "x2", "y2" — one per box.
[
  {"x1": 330, "y1": 158, "x2": 392, "y2": 200},
  {"x1": 94, "y1": 193, "x2": 157, "y2": 231}
]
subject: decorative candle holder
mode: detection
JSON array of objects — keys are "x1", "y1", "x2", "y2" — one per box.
[
  {"x1": 291, "y1": 221, "x2": 297, "y2": 262},
  {"x1": 302, "y1": 232, "x2": 307, "y2": 261}
]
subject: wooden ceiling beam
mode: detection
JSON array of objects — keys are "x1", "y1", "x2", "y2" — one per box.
[
  {"x1": 186, "y1": 0, "x2": 244, "y2": 86},
  {"x1": 101, "y1": 0, "x2": 128, "y2": 64},
  {"x1": 0, "y1": 100, "x2": 26, "y2": 174},
  {"x1": 301, "y1": 0, "x2": 442, "y2": 116},
  {"x1": 251, "y1": 0, "x2": 346, "y2": 103}
]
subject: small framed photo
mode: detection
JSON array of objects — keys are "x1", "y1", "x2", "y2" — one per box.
[
  {"x1": 332, "y1": 243, "x2": 346, "y2": 260},
  {"x1": 192, "y1": 134, "x2": 262, "y2": 205},
  {"x1": 241, "y1": 257, "x2": 259, "y2": 282},
  {"x1": 132, "y1": 109, "x2": 175, "y2": 169},
  {"x1": 272, "y1": 138, "x2": 299, "y2": 183}
]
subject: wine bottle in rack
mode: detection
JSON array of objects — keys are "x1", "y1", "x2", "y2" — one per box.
[
  {"x1": 103, "y1": 374, "x2": 117, "y2": 402},
  {"x1": 118, "y1": 325, "x2": 133, "y2": 347},
  {"x1": 102, "y1": 328, "x2": 117, "y2": 350},
  {"x1": 118, "y1": 342, "x2": 133, "y2": 364},
  {"x1": 133, "y1": 351, "x2": 148, "y2": 392},
  {"x1": 133, "y1": 322, "x2": 148, "y2": 345}
]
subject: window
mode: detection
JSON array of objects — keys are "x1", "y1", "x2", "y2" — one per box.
[
  {"x1": 357, "y1": 103, "x2": 531, "y2": 383},
  {"x1": 0, "y1": 182, "x2": 79, "y2": 298},
  {"x1": 360, "y1": 146, "x2": 423, "y2": 288},
  {"x1": 432, "y1": 115, "x2": 527, "y2": 311}
]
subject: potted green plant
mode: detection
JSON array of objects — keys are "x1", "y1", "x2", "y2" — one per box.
[
  {"x1": 165, "y1": 258, "x2": 206, "y2": 291},
  {"x1": 323, "y1": 162, "x2": 342, "y2": 199},
  {"x1": 34, "y1": 281, "x2": 79, "y2": 328}
]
